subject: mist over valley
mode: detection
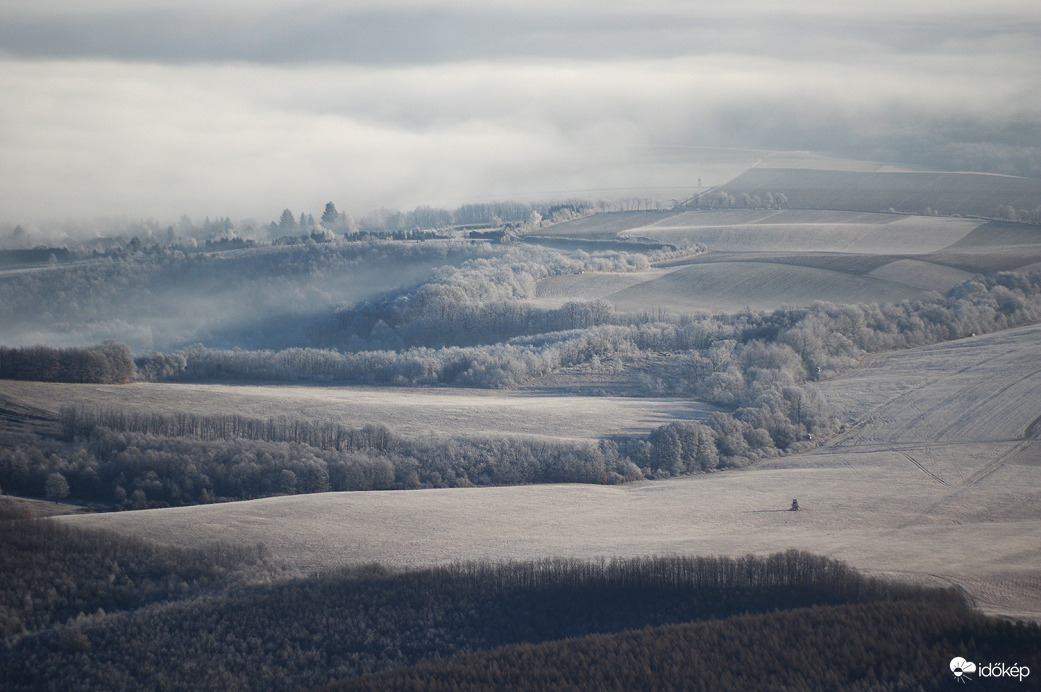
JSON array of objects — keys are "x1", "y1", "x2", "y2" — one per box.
[{"x1": 3, "y1": 1, "x2": 1041, "y2": 688}]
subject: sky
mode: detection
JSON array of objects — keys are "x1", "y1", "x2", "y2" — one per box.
[{"x1": 1, "y1": 0, "x2": 1039, "y2": 229}]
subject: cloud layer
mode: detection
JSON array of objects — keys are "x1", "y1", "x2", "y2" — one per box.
[{"x1": 1, "y1": 2, "x2": 1039, "y2": 225}]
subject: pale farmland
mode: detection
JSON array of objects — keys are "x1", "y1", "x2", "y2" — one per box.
[
  {"x1": 3, "y1": 379, "x2": 715, "y2": 441},
  {"x1": 531, "y1": 211, "x2": 1025, "y2": 312},
  {"x1": 61, "y1": 321, "x2": 1041, "y2": 621}
]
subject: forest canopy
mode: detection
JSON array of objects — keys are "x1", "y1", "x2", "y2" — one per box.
[{"x1": 8, "y1": 521, "x2": 1027, "y2": 692}]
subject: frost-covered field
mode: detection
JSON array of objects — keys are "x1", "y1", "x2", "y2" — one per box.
[
  {"x1": 816, "y1": 322, "x2": 1041, "y2": 445},
  {"x1": 541, "y1": 262, "x2": 925, "y2": 313},
  {"x1": 3, "y1": 380, "x2": 716, "y2": 441},
  {"x1": 60, "y1": 322, "x2": 1041, "y2": 620},
  {"x1": 634, "y1": 212, "x2": 982, "y2": 254},
  {"x1": 547, "y1": 210, "x2": 983, "y2": 253},
  {"x1": 531, "y1": 211, "x2": 1041, "y2": 312}
]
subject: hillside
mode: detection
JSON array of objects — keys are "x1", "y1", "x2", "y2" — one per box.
[
  {"x1": 532, "y1": 212, "x2": 1041, "y2": 312},
  {"x1": 59, "y1": 321, "x2": 1041, "y2": 621},
  {"x1": 717, "y1": 167, "x2": 1041, "y2": 220}
]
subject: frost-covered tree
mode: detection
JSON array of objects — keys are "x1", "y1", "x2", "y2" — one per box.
[{"x1": 44, "y1": 472, "x2": 69, "y2": 501}]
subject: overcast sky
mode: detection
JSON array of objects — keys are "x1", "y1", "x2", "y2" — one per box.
[{"x1": 1, "y1": 0, "x2": 1039, "y2": 227}]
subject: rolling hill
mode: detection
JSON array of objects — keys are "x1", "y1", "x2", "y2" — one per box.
[
  {"x1": 530, "y1": 208, "x2": 1041, "y2": 313},
  {"x1": 717, "y1": 167, "x2": 1041, "y2": 219},
  {"x1": 58, "y1": 321, "x2": 1041, "y2": 621}
]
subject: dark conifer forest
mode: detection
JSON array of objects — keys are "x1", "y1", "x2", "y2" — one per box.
[
  {"x1": 5, "y1": 510, "x2": 1036, "y2": 691},
  {"x1": 328, "y1": 602, "x2": 1041, "y2": 692}
]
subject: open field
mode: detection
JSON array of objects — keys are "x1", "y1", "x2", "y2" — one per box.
[
  {"x1": 865, "y1": 259, "x2": 974, "y2": 291},
  {"x1": 550, "y1": 262, "x2": 927, "y2": 313},
  {"x1": 547, "y1": 210, "x2": 984, "y2": 253},
  {"x1": 534, "y1": 269, "x2": 676, "y2": 303},
  {"x1": 1, "y1": 380, "x2": 716, "y2": 442},
  {"x1": 634, "y1": 212, "x2": 983, "y2": 254},
  {"x1": 816, "y1": 322, "x2": 1041, "y2": 445},
  {"x1": 533, "y1": 211, "x2": 677, "y2": 240},
  {"x1": 531, "y1": 212, "x2": 1041, "y2": 312},
  {"x1": 59, "y1": 322, "x2": 1041, "y2": 621}
]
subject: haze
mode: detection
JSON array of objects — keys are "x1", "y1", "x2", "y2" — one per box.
[{"x1": 1, "y1": 1, "x2": 1039, "y2": 227}]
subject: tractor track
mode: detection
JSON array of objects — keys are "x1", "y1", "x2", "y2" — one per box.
[{"x1": 897, "y1": 450, "x2": 948, "y2": 485}]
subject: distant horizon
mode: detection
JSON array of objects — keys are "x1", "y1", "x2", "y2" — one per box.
[
  {"x1": 3, "y1": 146, "x2": 1034, "y2": 247},
  {"x1": 2, "y1": 1, "x2": 1039, "y2": 226}
]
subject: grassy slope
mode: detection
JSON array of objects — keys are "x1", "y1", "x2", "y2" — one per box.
[{"x1": 58, "y1": 321, "x2": 1041, "y2": 621}]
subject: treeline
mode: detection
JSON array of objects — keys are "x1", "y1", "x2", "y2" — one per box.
[
  {"x1": 0, "y1": 247, "x2": 72, "y2": 267},
  {"x1": 0, "y1": 341, "x2": 188, "y2": 385},
  {"x1": 0, "y1": 342, "x2": 135, "y2": 384},
  {"x1": 171, "y1": 269, "x2": 1041, "y2": 394},
  {"x1": 6, "y1": 395, "x2": 805, "y2": 509},
  {"x1": 164, "y1": 272, "x2": 1041, "y2": 474},
  {"x1": 248, "y1": 269, "x2": 1041, "y2": 386},
  {"x1": 0, "y1": 235, "x2": 677, "y2": 354},
  {"x1": 0, "y1": 226, "x2": 678, "y2": 357},
  {"x1": 331, "y1": 600, "x2": 1041, "y2": 692},
  {"x1": 11, "y1": 272, "x2": 1041, "y2": 492},
  {"x1": 679, "y1": 189, "x2": 790, "y2": 211},
  {"x1": 316, "y1": 243, "x2": 654, "y2": 350},
  {"x1": 4, "y1": 396, "x2": 805, "y2": 508},
  {"x1": 0, "y1": 510, "x2": 276, "y2": 640},
  {"x1": 0, "y1": 238, "x2": 506, "y2": 352},
  {"x1": 4, "y1": 394, "x2": 826, "y2": 509},
  {"x1": 175, "y1": 326, "x2": 636, "y2": 388},
  {"x1": 361, "y1": 198, "x2": 596, "y2": 231},
  {"x1": 992, "y1": 203, "x2": 1041, "y2": 226},
  {"x1": 1, "y1": 405, "x2": 639, "y2": 508},
  {"x1": 3, "y1": 539, "x2": 988, "y2": 691}
]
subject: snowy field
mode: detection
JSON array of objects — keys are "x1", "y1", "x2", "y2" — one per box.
[
  {"x1": 532, "y1": 212, "x2": 1041, "y2": 312},
  {"x1": 3, "y1": 380, "x2": 717, "y2": 442},
  {"x1": 553, "y1": 262, "x2": 927, "y2": 313},
  {"x1": 60, "y1": 322, "x2": 1041, "y2": 621},
  {"x1": 634, "y1": 212, "x2": 982, "y2": 254}
]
